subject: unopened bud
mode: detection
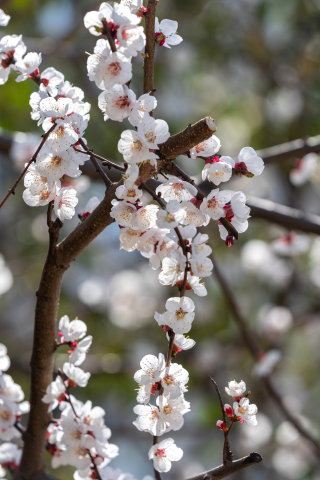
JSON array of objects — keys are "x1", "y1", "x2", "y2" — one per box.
[
  {"x1": 216, "y1": 420, "x2": 228, "y2": 432},
  {"x1": 224, "y1": 404, "x2": 233, "y2": 418}
]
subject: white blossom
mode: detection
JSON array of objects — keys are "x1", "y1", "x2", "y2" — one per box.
[
  {"x1": 94, "y1": 52, "x2": 132, "y2": 90},
  {"x1": 137, "y1": 116, "x2": 170, "y2": 149},
  {"x1": 40, "y1": 67, "x2": 64, "y2": 96},
  {"x1": 0, "y1": 9, "x2": 10, "y2": 26},
  {"x1": 54, "y1": 187, "x2": 79, "y2": 221},
  {"x1": 218, "y1": 191, "x2": 250, "y2": 240},
  {"x1": 271, "y1": 233, "x2": 310, "y2": 256},
  {"x1": 120, "y1": 0, "x2": 143, "y2": 14},
  {"x1": 167, "y1": 333, "x2": 196, "y2": 351},
  {"x1": 156, "y1": 177, "x2": 197, "y2": 203},
  {"x1": 15, "y1": 52, "x2": 42, "y2": 82},
  {"x1": 233, "y1": 397, "x2": 258, "y2": 426},
  {"x1": 123, "y1": 164, "x2": 139, "y2": 188},
  {"x1": 45, "y1": 118, "x2": 79, "y2": 152},
  {"x1": 129, "y1": 93, "x2": 157, "y2": 126},
  {"x1": 235, "y1": 147, "x2": 264, "y2": 176},
  {"x1": 158, "y1": 250, "x2": 186, "y2": 286},
  {"x1": 98, "y1": 84, "x2": 136, "y2": 122},
  {"x1": 0, "y1": 37, "x2": 26, "y2": 85},
  {"x1": 58, "y1": 81, "x2": 85, "y2": 103},
  {"x1": 157, "y1": 394, "x2": 190, "y2": 431},
  {"x1": 62, "y1": 363, "x2": 91, "y2": 388},
  {"x1": 23, "y1": 165, "x2": 60, "y2": 207},
  {"x1": 0, "y1": 375, "x2": 24, "y2": 403},
  {"x1": 191, "y1": 233, "x2": 212, "y2": 259},
  {"x1": 202, "y1": 157, "x2": 234, "y2": 185},
  {"x1": 225, "y1": 380, "x2": 246, "y2": 397},
  {"x1": 253, "y1": 350, "x2": 282, "y2": 377},
  {"x1": 134, "y1": 354, "x2": 165, "y2": 404},
  {"x1": 118, "y1": 130, "x2": 152, "y2": 164},
  {"x1": 190, "y1": 135, "x2": 220, "y2": 159},
  {"x1": 116, "y1": 184, "x2": 142, "y2": 203},
  {"x1": 133, "y1": 404, "x2": 168, "y2": 436},
  {"x1": 155, "y1": 18, "x2": 183, "y2": 49},
  {"x1": 58, "y1": 315, "x2": 87, "y2": 342},
  {"x1": 117, "y1": 24, "x2": 145, "y2": 57},
  {"x1": 69, "y1": 336, "x2": 93, "y2": 367},
  {"x1": 180, "y1": 200, "x2": 210, "y2": 227},
  {"x1": 156, "y1": 201, "x2": 186, "y2": 229},
  {"x1": 130, "y1": 204, "x2": 159, "y2": 231},
  {"x1": 42, "y1": 376, "x2": 66, "y2": 412},
  {"x1": 290, "y1": 153, "x2": 317, "y2": 186},
  {"x1": 163, "y1": 296, "x2": 195, "y2": 334},
  {"x1": 0, "y1": 399, "x2": 18, "y2": 439},
  {"x1": 84, "y1": 3, "x2": 114, "y2": 36},
  {"x1": 35, "y1": 150, "x2": 73, "y2": 181},
  {"x1": 0, "y1": 443, "x2": 21, "y2": 475},
  {"x1": 110, "y1": 199, "x2": 137, "y2": 227},
  {"x1": 40, "y1": 97, "x2": 73, "y2": 118},
  {"x1": 119, "y1": 227, "x2": 142, "y2": 251},
  {"x1": 200, "y1": 189, "x2": 231, "y2": 220},
  {"x1": 161, "y1": 363, "x2": 189, "y2": 399},
  {"x1": 0, "y1": 345, "x2": 10, "y2": 373},
  {"x1": 189, "y1": 257, "x2": 213, "y2": 278},
  {"x1": 148, "y1": 438, "x2": 183, "y2": 472}
]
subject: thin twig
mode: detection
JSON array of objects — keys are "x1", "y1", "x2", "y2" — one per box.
[
  {"x1": 14, "y1": 422, "x2": 25, "y2": 436},
  {"x1": 0, "y1": 124, "x2": 56, "y2": 210},
  {"x1": 73, "y1": 147, "x2": 126, "y2": 172},
  {"x1": 78, "y1": 138, "x2": 112, "y2": 188},
  {"x1": 88, "y1": 451, "x2": 103, "y2": 480},
  {"x1": 209, "y1": 377, "x2": 233, "y2": 463}
]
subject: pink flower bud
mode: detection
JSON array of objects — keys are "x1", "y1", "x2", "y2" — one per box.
[
  {"x1": 216, "y1": 420, "x2": 228, "y2": 432},
  {"x1": 224, "y1": 404, "x2": 233, "y2": 418}
]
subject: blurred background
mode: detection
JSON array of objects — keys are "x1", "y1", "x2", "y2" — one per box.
[{"x1": 1, "y1": 0, "x2": 320, "y2": 478}]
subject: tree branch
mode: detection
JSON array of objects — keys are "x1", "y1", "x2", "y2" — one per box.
[
  {"x1": 143, "y1": 0, "x2": 156, "y2": 94},
  {"x1": 210, "y1": 249, "x2": 320, "y2": 459},
  {"x1": 257, "y1": 135, "x2": 320, "y2": 164},
  {"x1": 247, "y1": 196, "x2": 320, "y2": 235},
  {"x1": 185, "y1": 452, "x2": 262, "y2": 480}
]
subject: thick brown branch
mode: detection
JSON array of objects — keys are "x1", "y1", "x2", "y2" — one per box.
[
  {"x1": 15, "y1": 221, "x2": 65, "y2": 480},
  {"x1": 143, "y1": 0, "x2": 156, "y2": 94},
  {"x1": 158, "y1": 117, "x2": 216, "y2": 161},
  {"x1": 186, "y1": 452, "x2": 262, "y2": 480}
]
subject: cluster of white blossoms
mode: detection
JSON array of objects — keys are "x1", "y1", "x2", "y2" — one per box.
[
  {"x1": 216, "y1": 380, "x2": 258, "y2": 433},
  {"x1": 41, "y1": 315, "x2": 122, "y2": 479},
  {"x1": 0, "y1": 344, "x2": 29, "y2": 478}
]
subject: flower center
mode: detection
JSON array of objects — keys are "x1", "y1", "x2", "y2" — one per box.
[
  {"x1": 115, "y1": 95, "x2": 130, "y2": 109},
  {"x1": 163, "y1": 405, "x2": 173, "y2": 415},
  {"x1": 155, "y1": 32, "x2": 166, "y2": 46},
  {"x1": 175, "y1": 308, "x2": 185, "y2": 320},
  {"x1": 108, "y1": 61, "x2": 122, "y2": 77},
  {"x1": 156, "y1": 448, "x2": 166, "y2": 457}
]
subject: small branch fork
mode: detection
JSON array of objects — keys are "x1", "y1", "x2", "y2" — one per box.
[
  {"x1": 78, "y1": 138, "x2": 112, "y2": 188},
  {"x1": 210, "y1": 249, "x2": 320, "y2": 460}
]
